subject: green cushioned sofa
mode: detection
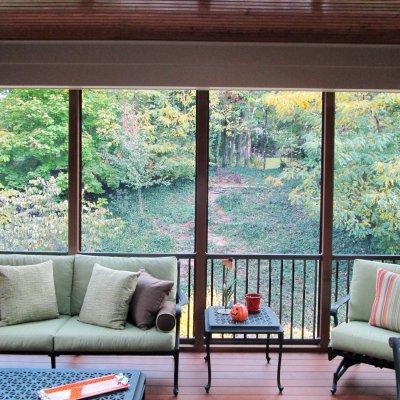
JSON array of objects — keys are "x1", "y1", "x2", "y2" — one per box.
[
  {"x1": 329, "y1": 259, "x2": 400, "y2": 394},
  {"x1": 0, "y1": 254, "x2": 187, "y2": 396}
]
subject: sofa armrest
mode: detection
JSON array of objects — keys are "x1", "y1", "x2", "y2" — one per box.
[
  {"x1": 330, "y1": 294, "x2": 350, "y2": 327},
  {"x1": 176, "y1": 288, "x2": 188, "y2": 318}
]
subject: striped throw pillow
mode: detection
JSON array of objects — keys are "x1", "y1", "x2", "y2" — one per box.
[{"x1": 370, "y1": 268, "x2": 400, "y2": 332}]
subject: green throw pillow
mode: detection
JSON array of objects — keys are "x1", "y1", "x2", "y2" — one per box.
[
  {"x1": 79, "y1": 263, "x2": 139, "y2": 330},
  {"x1": 0, "y1": 261, "x2": 59, "y2": 326}
]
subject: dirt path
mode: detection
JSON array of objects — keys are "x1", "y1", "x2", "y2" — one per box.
[{"x1": 208, "y1": 183, "x2": 246, "y2": 250}]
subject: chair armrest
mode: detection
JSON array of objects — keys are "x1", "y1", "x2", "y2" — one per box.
[
  {"x1": 176, "y1": 288, "x2": 188, "y2": 318},
  {"x1": 389, "y1": 337, "x2": 400, "y2": 351},
  {"x1": 389, "y1": 337, "x2": 400, "y2": 399},
  {"x1": 330, "y1": 294, "x2": 350, "y2": 327}
]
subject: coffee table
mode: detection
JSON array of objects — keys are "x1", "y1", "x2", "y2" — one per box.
[
  {"x1": 0, "y1": 368, "x2": 145, "y2": 400},
  {"x1": 204, "y1": 305, "x2": 284, "y2": 394}
]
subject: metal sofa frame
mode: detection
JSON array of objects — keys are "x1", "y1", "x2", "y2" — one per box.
[{"x1": 0, "y1": 268, "x2": 187, "y2": 396}]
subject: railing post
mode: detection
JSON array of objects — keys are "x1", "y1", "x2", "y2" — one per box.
[
  {"x1": 68, "y1": 90, "x2": 82, "y2": 255},
  {"x1": 320, "y1": 92, "x2": 335, "y2": 350},
  {"x1": 194, "y1": 90, "x2": 209, "y2": 351}
]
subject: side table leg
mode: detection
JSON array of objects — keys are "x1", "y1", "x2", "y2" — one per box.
[
  {"x1": 204, "y1": 333, "x2": 212, "y2": 393},
  {"x1": 265, "y1": 333, "x2": 271, "y2": 363},
  {"x1": 277, "y1": 332, "x2": 284, "y2": 394}
]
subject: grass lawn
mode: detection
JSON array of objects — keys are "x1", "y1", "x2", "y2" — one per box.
[{"x1": 102, "y1": 162, "x2": 371, "y2": 255}]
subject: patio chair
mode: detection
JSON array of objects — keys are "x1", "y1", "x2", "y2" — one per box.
[{"x1": 329, "y1": 259, "x2": 400, "y2": 394}]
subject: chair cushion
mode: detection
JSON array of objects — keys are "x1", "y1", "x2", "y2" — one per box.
[
  {"x1": 79, "y1": 264, "x2": 139, "y2": 330},
  {"x1": 0, "y1": 254, "x2": 74, "y2": 315},
  {"x1": 349, "y1": 259, "x2": 400, "y2": 322},
  {"x1": 0, "y1": 261, "x2": 59, "y2": 326},
  {"x1": 370, "y1": 268, "x2": 400, "y2": 332},
  {"x1": 331, "y1": 320, "x2": 400, "y2": 361},
  {"x1": 0, "y1": 315, "x2": 70, "y2": 352},
  {"x1": 54, "y1": 316, "x2": 175, "y2": 352},
  {"x1": 71, "y1": 255, "x2": 177, "y2": 315}
]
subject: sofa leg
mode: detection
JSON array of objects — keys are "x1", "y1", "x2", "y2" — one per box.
[
  {"x1": 50, "y1": 354, "x2": 56, "y2": 369},
  {"x1": 331, "y1": 357, "x2": 355, "y2": 394},
  {"x1": 173, "y1": 352, "x2": 179, "y2": 396}
]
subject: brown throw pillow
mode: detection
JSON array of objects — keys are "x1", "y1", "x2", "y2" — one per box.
[
  {"x1": 156, "y1": 299, "x2": 176, "y2": 332},
  {"x1": 130, "y1": 269, "x2": 174, "y2": 330}
]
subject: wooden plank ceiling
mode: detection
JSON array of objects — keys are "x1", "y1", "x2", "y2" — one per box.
[{"x1": 1, "y1": 1, "x2": 400, "y2": 43}]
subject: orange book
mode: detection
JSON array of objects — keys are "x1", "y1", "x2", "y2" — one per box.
[{"x1": 38, "y1": 373, "x2": 130, "y2": 400}]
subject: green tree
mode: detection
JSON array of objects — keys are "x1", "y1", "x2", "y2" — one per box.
[
  {"x1": 0, "y1": 89, "x2": 68, "y2": 190},
  {"x1": 286, "y1": 92, "x2": 400, "y2": 253}
]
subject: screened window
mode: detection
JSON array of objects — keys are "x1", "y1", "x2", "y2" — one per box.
[
  {"x1": 0, "y1": 89, "x2": 69, "y2": 251},
  {"x1": 81, "y1": 89, "x2": 196, "y2": 253},
  {"x1": 208, "y1": 91, "x2": 322, "y2": 254},
  {"x1": 333, "y1": 92, "x2": 400, "y2": 255}
]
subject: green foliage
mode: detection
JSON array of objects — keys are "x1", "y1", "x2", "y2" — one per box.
[
  {"x1": 0, "y1": 89, "x2": 69, "y2": 190},
  {"x1": 94, "y1": 181, "x2": 195, "y2": 253},
  {"x1": 285, "y1": 92, "x2": 400, "y2": 253},
  {"x1": 0, "y1": 178, "x2": 123, "y2": 252},
  {"x1": 82, "y1": 90, "x2": 196, "y2": 195},
  {"x1": 1, "y1": 89, "x2": 400, "y2": 254}
]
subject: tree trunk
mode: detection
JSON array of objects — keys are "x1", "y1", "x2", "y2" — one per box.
[
  {"x1": 216, "y1": 130, "x2": 222, "y2": 167},
  {"x1": 220, "y1": 120, "x2": 228, "y2": 168},
  {"x1": 235, "y1": 133, "x2": 241, "y2": 167},
  {"x1": 244, "y1": 132, "x2": 251, "y2": 168},
  {"x1": 263, "y1": 108, "x2": 269, "y2": 170},
  {"x1": 227, "y1": 135, "x2": 233, "y2": 167}
]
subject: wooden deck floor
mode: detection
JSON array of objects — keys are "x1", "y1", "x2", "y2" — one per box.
[{"x1": 0, "y1": 352, "x2": 396, "y2": 399}]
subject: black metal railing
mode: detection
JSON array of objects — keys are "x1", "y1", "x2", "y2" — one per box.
[
  {"x1": 331, "y1": 255, "x2": 400, "y2": 325},
  {"x1": 176, "y1": 255, "x2": 195, "y2": 342},
  {"x1": 206, "y1": 254, "x2": 321, "y2": 344}
]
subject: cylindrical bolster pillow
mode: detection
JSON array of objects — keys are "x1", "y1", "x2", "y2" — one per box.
[{"x1": 156, "y1": 300, "x2": 176, "y2": 332}]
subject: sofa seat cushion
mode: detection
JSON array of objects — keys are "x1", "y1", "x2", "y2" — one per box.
[
  {"x1": 331, "y1": 321, "x2": 400, "y2": 361},
  {"x1": 0, "y1": 315, "x2": 70, "y2": 352},
  {"x1": 54, "y1": 317, "x2": 175, "y2": 353}
]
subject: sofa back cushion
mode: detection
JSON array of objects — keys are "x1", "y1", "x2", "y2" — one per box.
[
  {"x1": 0, "y1": 261, "x2": 59, "y2": 326},
  {"x1": 0, "y1": 254, "x2": 74, "y2": 315},
  {"x1": 71, "y1": 255, "x2": 177, "y2": 315},
  {"x1": 349, "y1": 259, "x2": 400, "y2": 322}
]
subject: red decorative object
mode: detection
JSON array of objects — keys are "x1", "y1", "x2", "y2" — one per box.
[
  {"x1": 245, "y1": 293, "x2": 262, "y2": 313},
  {"x1": 230, "y1": 303, "x2": 248, "y2": 322},
  {"x1": 38, "y1": 373, "x2": 129, "y2": 400}
]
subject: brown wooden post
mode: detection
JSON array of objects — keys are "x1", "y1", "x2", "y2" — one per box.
[
  {"x1": 320, "y1": 92, "x2": 335, "y2": 350},
  {"x1": 193, "y1": 90, "x2": 209, "y2": 351},
  {"x1": 68, "y1": 90, "x2": 82, "y2": 255}
]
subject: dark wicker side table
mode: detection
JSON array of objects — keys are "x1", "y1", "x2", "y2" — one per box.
[
  {"x1": 204, "y1": 305, "x2": 284, "y2": 394},
  {"x1": 0, "y1": 368, "x2": 145, "y2": 400}
]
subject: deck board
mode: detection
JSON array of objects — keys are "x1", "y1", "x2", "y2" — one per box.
[{"x1": 0, "y1": 352, "x2": 395, "y2": 399}]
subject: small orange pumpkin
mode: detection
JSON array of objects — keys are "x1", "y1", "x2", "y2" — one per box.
[{"x1": 230, "y1": 303, "x2": 248, "y2": 322}]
